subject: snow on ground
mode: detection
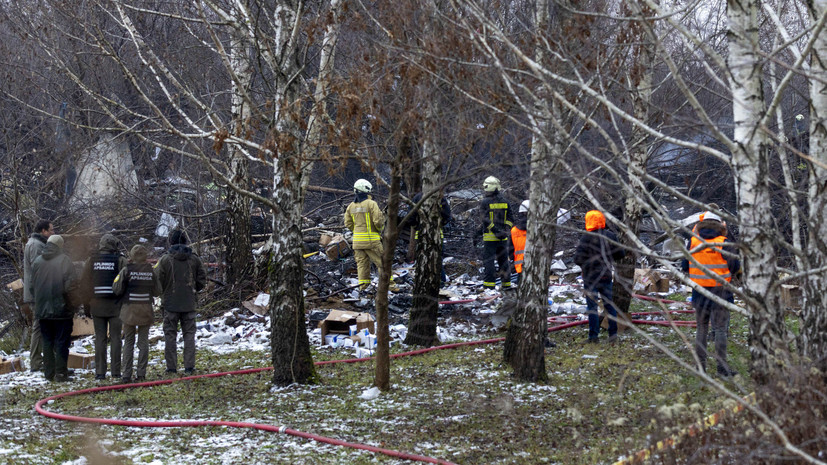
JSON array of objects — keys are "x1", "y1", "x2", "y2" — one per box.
[{"x1": 0, "y1": 261, "x2": 690, "y2": 465}]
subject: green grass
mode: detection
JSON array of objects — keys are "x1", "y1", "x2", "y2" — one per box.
[{"x1": 0, "y1": 301, "x2": 759, "y2": 465}]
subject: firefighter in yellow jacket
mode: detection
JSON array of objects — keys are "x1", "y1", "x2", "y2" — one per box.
[{"x1": 345, "y1": 179, "x2": 386, "y2": 290}]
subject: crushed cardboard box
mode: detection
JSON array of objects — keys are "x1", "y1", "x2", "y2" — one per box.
[
  {"x1": 325, "y1": 235, "x2": 351, "y2": 260},
  {"x1": 0, "y1": 357, "x2": 24, "y2": 374},
  {"x1": 71, "y1": 316, "x2": 95, "y2": 337},
  {"x1": 634, "y1": 268, "x2": 671, "y2": 294},
  {"x1": 600, "y1": 310, "x2": 632, "y2": 332},
  {"x1": 242, "y1": 293, "x2": 270, "y2": 316},
  {"x1": 67, "y1": 352, "x2": 95, "y2": 369},
  {"x1": 320, "y1": 310, "x2": 374, "y2": 346}
]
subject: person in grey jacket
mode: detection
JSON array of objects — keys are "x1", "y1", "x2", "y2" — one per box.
[
  {"x1": 113, "y1": 244, "x2": 160, "y2": 383},
  {"x1": 29, "y1": 235, "x2": 78, "y2": 382},
  {"x1": 23, "y1": 219, "x2": 53, "y2": 372},
  {"x1": 155, "y1": 230, "x2": 206, "y2": 375},
  {"x1": 81, "y1": 234, "x2": 128, "y2": 381}
]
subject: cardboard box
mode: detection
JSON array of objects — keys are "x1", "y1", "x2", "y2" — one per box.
[
  {"x1": 242, "y1": 293, "x2": 270, "y2": 316},
  {"x1": 325, "y1": 235, "x2": 351, "y2": 260},
  {"x1": 0, "y1": 357, "x2": 24, "y2": 374},
  {"x1": 71, "y1": 316, "x2": 95, "y2": 337},
  {"x1": 780, "y1": 284, "x2": 802, "y2": 310},
  {"x1": 67, "y1": 352, "x2": 95, "y2": 369},
  {"x1": 634, "y1": 268, "x2": 670, "y2": 294},
  {"x1": 600, "y1": 310, "x2": 632, "y2": 332},
  {"x1": 6, "y1": 279, "x2": 23, "y2": 291},
  {"x1": 319, "y1": 234, "x2": 334, "y2": 248},
  {"x1": 320, "y1": 310, "x2": 375, "y2": 345}
]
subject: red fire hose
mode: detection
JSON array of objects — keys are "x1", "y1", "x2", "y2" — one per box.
[{"x1": 35, "y1": 298, "x2": 695, "y2": 464}]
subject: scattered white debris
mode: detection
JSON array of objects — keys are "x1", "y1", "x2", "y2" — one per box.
[{"x1": 359, "y1": 386, "x2": 381, "y2": 400}]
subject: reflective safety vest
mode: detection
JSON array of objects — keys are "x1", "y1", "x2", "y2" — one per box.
[
  {"x1": 511, "y1": 226, "x2": 527, "y2": 274},
  {"x1": 688, "y1": 235, "x2": 731, "y2": 287},
  {"x1": 91, "y1": 253, "x2": 120, "y2": 298},
  {"x1": 483, "y1": 202, "x2": 511, "y2": 242}
]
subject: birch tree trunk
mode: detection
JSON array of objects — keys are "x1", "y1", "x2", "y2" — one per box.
[
  {"x1": 800, "y1": 0, "x2": 827, "y2": 373},
  {"x1": 502, "y1": 0, "x2": 555, "y2": 382},
  {"x1": 614, "y1": 1, "x2": 655, "y2": 316},
  {"x1": 225, "y1": 27, "x2": 253, "y2": 289},
  {"x1": 727, "y1": 0, "x2": 790, "y2": 383},
  {"x1": 405, "y1": 113, "x2": 442, "y2": 347},
  {"x1": 268, "y1": 0, "x2": 316, "y2": 385}
]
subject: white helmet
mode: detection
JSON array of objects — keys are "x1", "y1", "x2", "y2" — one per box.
[
  {"x1": 702, "y1": 211, "x2": 722, "y2": 222},
  {"x1": 483, "y1": 176, "x2": 501, "y2": 192},
  {"x1": 354, "y1": 179, "x2": 372, "y2": 193},
  {"x1": 519, "y1": 200, "x2": 530, "y2": 213}
]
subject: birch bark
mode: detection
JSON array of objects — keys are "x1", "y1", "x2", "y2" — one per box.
[
  {"x1": 727, "y1": 0, "x2": 790, "y2": 383},
  {"x1": 800, "y1": 0, "x2": 827, "y2": 373}
]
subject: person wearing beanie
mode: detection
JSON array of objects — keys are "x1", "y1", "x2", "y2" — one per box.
[
  {"x1": 80, "y1": 234, "x2": 128, "y2": 381},
  {"x1": 155, "y1": 229, "x2": 206, "y2": 375},
  {"x1": 24, "y1": 220, "x2": 53, "y2": 372},
  {"x1": 29, "y1": 233, "x2": 79, "y2": 382},
  {"x1": 573, "y1": 210, "x2": 625, "y2": 344},
  {"x1": 113, "y1": 244, "x2": 160, "y2": 383}
]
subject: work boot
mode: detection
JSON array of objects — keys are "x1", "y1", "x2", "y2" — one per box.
[
  {"x1": 717, "y1": 366, "x2": 737, "y2": 379},
  {"x1": 55, "y1": 374, "x2": 74, "y2": 383}
]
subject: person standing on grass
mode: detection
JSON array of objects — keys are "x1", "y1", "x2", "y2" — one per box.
[
  {"x1": 573, "y1": 210, "x2": 625, "y2": 344},
  {"x1": 81, "y1": 234, "x2": 127, "y2": 381},
  {"x1": 155, "y1": 229, "x2": 206, "y2": 376},
  {"x1": 681, "y1": 212, "x2": 740, "y2": 378},
  {"x1": 23, "y1": 219, "x2": 53, "y2": 372},
  {"x1": 30, "y1": 235, "x2": 78, "y2": 382},
  {"x1": 113, "y1": 244, "x2": 160, "y2": 383}
]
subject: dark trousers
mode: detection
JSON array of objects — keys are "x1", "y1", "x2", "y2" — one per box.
[
  {"x1": 163, "y1": 311, "x2": 196, "y2": 372},
  {"x1": 482, "y1": 241, "x2": 511, "y2": 289},
  {"x1": 585, "y1": 280, "x2": 617, "y2": 340},
  {"x1": 694, "y1": 289, "x2": 732, "y2": 372},
  {"x1": 40, "y1": 318, "x2": 73, "y2": 380},
  {"x1": 94, "y1": 315, "x2": 122, "y2": 377}
]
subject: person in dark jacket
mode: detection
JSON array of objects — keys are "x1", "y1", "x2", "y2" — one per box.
[
  {"x1": 475, "y1": 176, "x2": 513, "y2": 291},
  {"x1": 154, "y1": 229, "x2": 206, "y2": 375},
  {"x1": 29, "y1": 235, "x2": 78, "y2": 382},
  {"x1": 113, "y1": 244, "x2": 160, "y2": 383},
  {"x1": 680, "y1": 212, "x2": 740, "y2": 378},
  {"x1": 81, "y1": 234, "x2": 128, "y2": 381},
  {"x1": 23, "y1": 219, "x2": 53, "y2": 372},
  {"x1": 410, "y1": 191, "x2": 452, "y2": 283},
  {"x1": 573, "y1": 210, "x2": 625, "y2": 343}
]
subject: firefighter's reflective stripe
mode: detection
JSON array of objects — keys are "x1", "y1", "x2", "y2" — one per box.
[
  {"x1": 688, "y1": 235, "x2": 731, "y2": 287},
  {"x1": 351, "y1": 212, "x2": 381, "y2": 242},
  {"x1": 483, "y1": 281, "x2": 497, "y2": 289},
  {"x1": 94, "y1": 286, "x2": 113, "y2": 294},
  {"x1": 484, "y1": 203, "x2": 510, "y2": 242}
]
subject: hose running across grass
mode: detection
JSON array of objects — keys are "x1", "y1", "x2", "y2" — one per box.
[{"x1": 35, "y1": 303, "x2": 695, "y2": 464}]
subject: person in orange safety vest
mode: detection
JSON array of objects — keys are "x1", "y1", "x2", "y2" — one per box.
[
  {"x1": 508, "y1": 200, "x2": 529, "y2": 287},
  {"x1": 680, "y1": 211, "x2": 740, "y2": 378}
]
